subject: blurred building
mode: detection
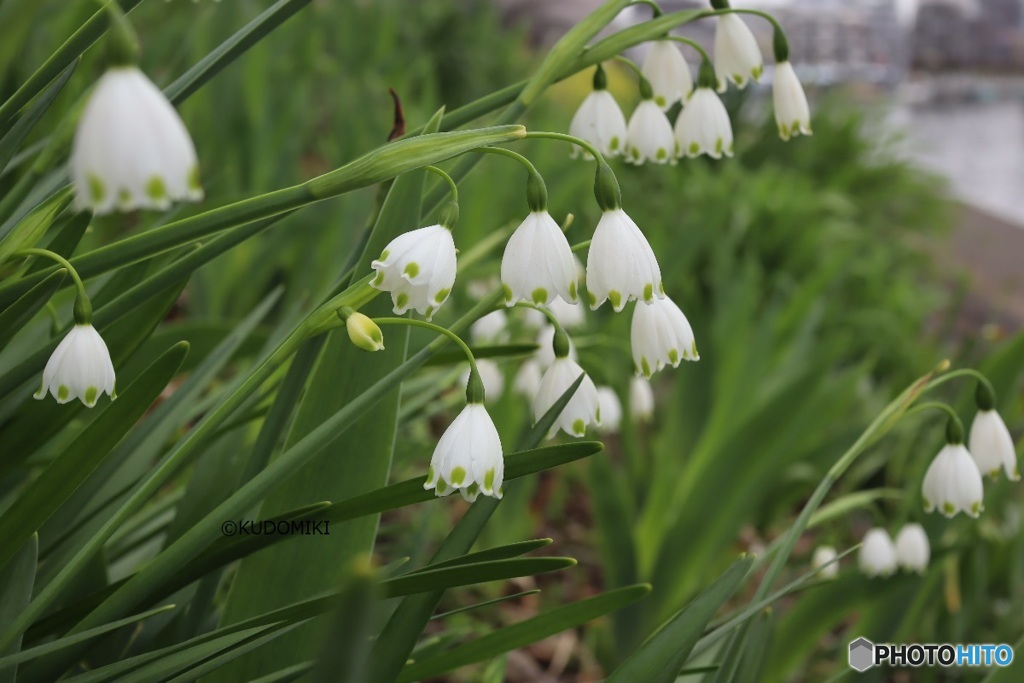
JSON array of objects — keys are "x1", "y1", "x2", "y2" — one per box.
[{"x1": 912, "y1": 0, "x2": 1024, "y2": 71}]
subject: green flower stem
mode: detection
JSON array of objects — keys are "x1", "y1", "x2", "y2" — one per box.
[
  {"x1": 903, "y1": 401, "x2": 965, "y2": 443},
  {"x1": 523, "y1": 131, "x2": 622, "y2": 211},
  {"x1": 612, "y1": 55, "x2": 654, "y2": 99},
  {"x1": 720, "y1": 8, "x2": 789, "y2": 62},
  {"x1": 12, "y1": 248, "x2": 91, "y2": 323},
  {"x1": 0, "y1": 276, "x2": 376, "y2": 653},
  {"x1": 923, "y1": 367, "x2": 995, "y2": 399},
  {"x1": 373, "y1": 317, "x2": 482, "y2": 401},
  {"x1": 631, "y1": 0, "x2": 664, "y2": 17},
  {"x1": 0, "y1": 126, "x2": 526, "y2": 310},
  {"x1": 748, "y1": 364, "x2": 942, "y2": 607},
  {"x1": 471, "y1": 147, "x2": 547, "y2": 211},
  {"x1": 96, "y1": 0, "x2": 140, "y2": 66},
  {"x1": 571, "y1": 240, "x2": 591, "y2": 254},
  {"x1": 424, "y1": 165, "x2": 458, "y2": 204},
  {"x1": 665, "y1": 35, "x2": 712, "y2": 65},
  {"x1": 515, "y1": 302, "x2": 572, "y2": 359},
  {"x1": 423, "y1": 7, "x2": 713, "y2": 135},
  {"x1": 0, "y1": 0, "x2": 145, "y2": 130}
]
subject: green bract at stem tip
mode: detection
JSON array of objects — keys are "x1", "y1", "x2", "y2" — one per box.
[
  {"x1": 516, "y1": 302, "x2": 572, "y2": 360},
  {"x1": 773, "y1": 25, "x2": 790, "y2": 63},
  {"x1": 593, "y1": 64, "x2": 608, "y2": 90},
  {"x1": 946, "y1": 414, "x2": 965, "y2": 445},
  {"x1": 638, "y1": 76, "x2": 654, "y2": 100},
  {"x1": 101, "y1": 0, "x2": 140, "y2": 66},
  {"x1": 466, "y1": 365, "x2": 487, "y2": 404},
  {"x1": 975, "y1": 379, "x2": 996, "y2": 411},
  {"x1": 425, "y1": 165, "x2": 458, "y2": 204},
  {"x1": 711, "y1": 0, "x2": 730, "y2": 9},
  {"x1": 697, "y1": 58, "x2": 717, "y2": 89},
  {"x1": 471, "y1": 146, "x2": 547, "y2": 212},
  {"x1": 438, "y1": 201, "x2": 460, "y2": 230},
  {"x1": 594, "y1": 161, "x2": 622, "y2": 212},
  {"x1": 13, "y1": 248, "x2": 92, "y2": 323},
  {"x1": 632, "y1": 0, "x2": 663, "y2": 18}
]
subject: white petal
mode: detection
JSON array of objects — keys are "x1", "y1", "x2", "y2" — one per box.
[
  {"x1": 772, "y1": 61, "x2": 812, "y2": 140},
  {"x1": 569, "y1": 90, "x2": 628, "y2": 158},
  {"x1": 713, "y1": 15, "x2": 764, "y2": 92},
  {"x1": 586, "y1": 210, "x2": 663, "y2": 311},
  {"x1": 641, "y1": 40, "x2": 693, "y2": 110},
  {"x1": 625, "y1": 100, "x2": 676, "y2": 165}
]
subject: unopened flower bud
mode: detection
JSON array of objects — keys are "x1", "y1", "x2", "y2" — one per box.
[{"x1": 345, "y1": 311, "x2": 384, "y2": 352}]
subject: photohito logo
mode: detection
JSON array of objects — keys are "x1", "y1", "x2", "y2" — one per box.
[{"x1": 848, "y1": 637, "x2": 1014, "y2": 672}]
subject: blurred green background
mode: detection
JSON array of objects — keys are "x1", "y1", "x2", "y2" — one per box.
[{"x1": 3, "y1": 0, "x2": 1023, "y2": 681}]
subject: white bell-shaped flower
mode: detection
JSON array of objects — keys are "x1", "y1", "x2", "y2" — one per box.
[
  {"x1": 470, "y1": 310, "x2": 509, "y2": 344},
  {"x1": 629, "y1": 376, "x2": 655, "y2": 423},
  {"x1": 675, "y1": 87, "x2": 734, "y2": 159},
  {"x1": 713, "y1": 14, "x2": 764, "y2": 92},
  {"x1": 71, "y1": 67, "x2": 202, "y2": 215},
  {"x1": 968, "y1": 410, "x2": 1020, "y2": 481},
  {"x1": 625, "y1": 99, "x2": 677, "y2": 165},
  {"x1": 922, "y1": 443, "x2": 985, "y2": 518},
  {"x1": 459, "y1": 360, "x2": 504, "y2": 404},
  {"x1": 370, "y1": 224, "x2": 457, "y2": 320},
  {"x1": 547, "y1": 296, "x2": 586, "y2": 330},
  {"x1": 586, "y1": 209, "x2": 663, "y2": 312},
  {"x1": 894, "y1": 523, "x2": 930, "y2": 574},
  {"x1": 596, "y1": 386, "x2": 623, "y2": 434},
  {"x1": 631, "y1": 296, "x2": 699, "y2": 378},
  {"x1": 514, "y1": 359, "x2": 544, "y2": 400},
  {"x1": 773, "y1": 61, "x2": 812, "y2": 141},
  {"x1": 533, "y1": 356, "x2": 601, "y2": 438},
  {"x1": 424, "y1": 403, "x2": 504, "y2": 502},
  {"x1": 641, "y1": 40, "x2": 693, "y2": 110},
  {"x1": 811, "y1": 546, "x2": 839, "y2": 579},
  {"x1": 502, "y1": 211, "x2": 579, "y2": 306},
  {"x1": 569, "y1": 90, "x2": 628, "y2": 158},
  {"x1": 34, "y1": 324, "x2": 116, "y2": 407},
  {"x1": 858, "y1": 528, "x2": 897, "y2": 578}
]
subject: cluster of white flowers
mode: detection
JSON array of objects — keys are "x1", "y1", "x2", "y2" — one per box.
[
  {"x1": 858, "y1": 524, "x2": 931, "y2": 578},
  {"x1": 569, "y1": 11, "x2": 811, "y2": 168}
]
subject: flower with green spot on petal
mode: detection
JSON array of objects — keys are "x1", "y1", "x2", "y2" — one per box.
[
  {"x1": 34, "y1": 324, "x2": 116, "y2": 408},
  {"x1": 968, "y1": 409, "x2": 1020, "y2": 481},
  {"x1": 423, "y1": 402, "x2": 504, "y2": 502},
  {"x1": 532, "y1": 356, "x2": 600, "y2": 439},
  {"x1": 713, "y1": 14, "x2": 763, "y2": 92},
  {"x1": 773, "y1": 61, "x2": 812, "y2": 141},
  {"x1": 501, "y1": 211, "x2": 578, "y2": 307},
  {"x1": 674, "y1": 87, "x2": 734, "y2": 160},
  {"x1": 370, "y1": 224, "x2": 457, "y2": 320},
  {"x1": 630, "y1": 295, "x2": 698, "y2": 379},
  {"x1": 71, "y1": 67, "x2": 202, "y2": 214},
  {"x1": 922, "y1": 442, "x2": 984, "y2": 518},
  {"x1": 894, "y1": 523, "x2": 930, "y2": 574},
  {"x1": 569, "y1": 90, "x2": 628, "y2": 159},
  {"x1": 859, "y1": 528, "x2": 897, "y2": 578},
  {"x1": 586, "y1": 209, "x2": 663, "y2": 312},
  {"x1": 641, "y1": 40, "x2": 693, "y2": 111},
  {"x1": 624, "y1": 99, "x2": 676, "y2": 166}
]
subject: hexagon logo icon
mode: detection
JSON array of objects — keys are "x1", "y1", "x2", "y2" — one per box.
[{"x1": 849, "y1": 637, "x2": 875, "y2": 672}]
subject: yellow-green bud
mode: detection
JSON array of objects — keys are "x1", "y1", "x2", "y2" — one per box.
[{"x1": 346, "y1": 312, "x2": 385, "y2": 352}]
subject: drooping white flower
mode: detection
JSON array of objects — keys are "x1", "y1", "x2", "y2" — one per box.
[
  {"x1": 631, "y1": 296, "x2": 699, "y2": 378},
  {"x1": 470, "y1": 310, "x2": 509, "y2": 344},
  {"x1": 533, "y1": 357, "x2": 601, "y2": 438},
  {"x1": 674, "y1": 87, "x2": 734, "y2": 159},
  {"x1": 629, "y1": 376, "x2": 655, "y2": 423},
  {"x1": 71, "y1": 67, "x2": 202, "y2": 214},
  {"x1": 569, "y1": 90, "x2": 628, "y2": 158},
  {"x1": 424, "y1": 403, "x2": 504, "y2": 502},
  {"x1": 894, "y1": 524, "x2": 930, "y2": 574},
  {"x1": 514, "y1": 359, "x2": 544, "y2": 400},
  {"x1": 547, "y1": 296, "x2": 586, "y2": 330},
  {"x1": 641, "y1": 40, "x2": 693, "y2": 110},
  {"x1": 858, "y1": 528, "x2": 897, "y2": 578},
  {"x1": 586, "y1": 209, "x2": 663, "y2": 312},
  {"x1": 34, "y1": 324, "x2": 116, "y2": 407},
  {"x1": 370, "y1": 225, "x2": 457, "y2": 320},
  {"x1": 922, "y1": 443, "x2": 985, "y2": 518},
  {"x1": 713, "y1": 14, "x2": 764, "y2": 92},
  {"x1": 624, "y1": 100, "x2": 677, "y2": 165},
  {"x1": 502, "y1": 212, "x2": 579, "y2": 306},
  {"x1": 460, "y1": 360, "x2": 504, "y2": 404},
  {"x1": 596, "y1": 386, "x2": 623, "y2": 434},
  {"x1": 812, "y1": 546, "x2": 839, "y2": 579},
  {"x1": 773, "y1": 61, "x2": 812, "y2": 141},
  {"x1": 968, "y1": 410, "x2": 1020, "y2": 481}
]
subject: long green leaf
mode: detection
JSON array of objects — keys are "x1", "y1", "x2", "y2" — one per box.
[
  {"x1": 380, "y1": 558, "x2": 575, "y2": 598},
  {"x1": 0, "y1": 62, "x2": 75, "y2": 176},
  {"x1": 0, "y1": 342, "x2": 188, "y2": 577},
  {"x1": 606, "y1": 556, "x2": 753, "y2": 683},
  {"x1": 0, "y1": 534, "x2": 36, "y2": 683},
  {"x1": 0, "y1": 268, "x2": 64, "y2": 352},
  {"x1": 398, "y1": 584, "x2": 651, "y2": 682}
]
